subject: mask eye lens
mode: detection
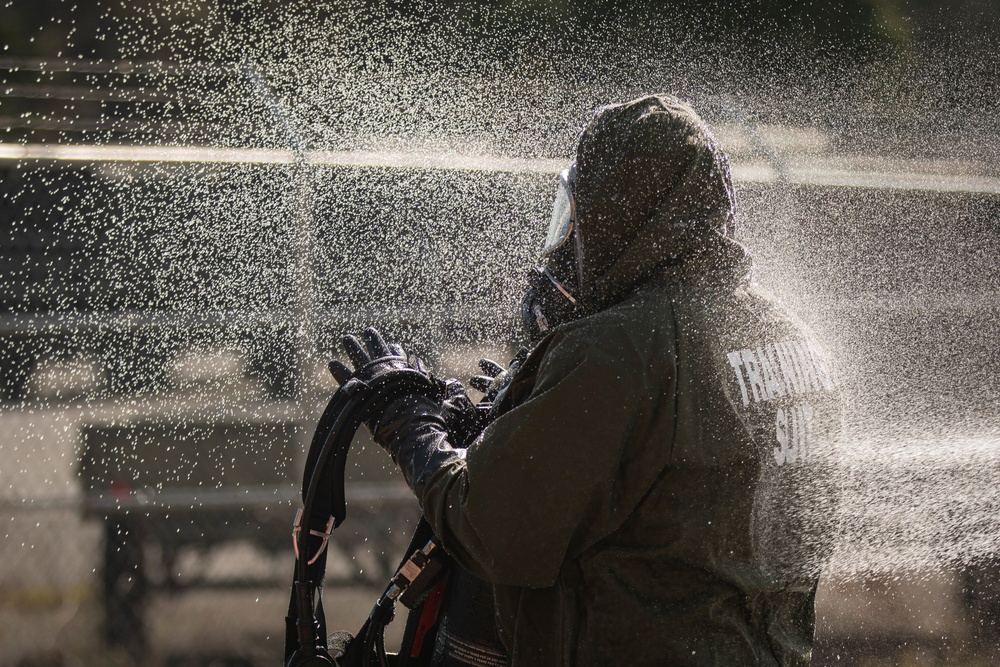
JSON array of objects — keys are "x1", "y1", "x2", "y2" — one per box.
[{"x1": 542, "y1": 169, "x2": 574, "y2": 254}]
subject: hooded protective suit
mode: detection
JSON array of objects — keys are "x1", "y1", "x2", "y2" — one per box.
[{"x1": 376, "y1": 94, "x2": 843, "y2": 666}]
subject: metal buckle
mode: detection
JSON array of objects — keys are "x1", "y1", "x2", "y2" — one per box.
[
  {"x1": 292, "y1": 508, "x2": 335, "y2": 566},
  {"x1": 386, "y1": 538, "x2": 440, "y2": 601}
]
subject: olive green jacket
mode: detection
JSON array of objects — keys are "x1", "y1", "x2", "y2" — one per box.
[
  {"x1": 414, "y1": 96, "x2": 843, "y2": 666},
  {"x1": 419, "y1": 254, "x2": 842, "y2": 666}
]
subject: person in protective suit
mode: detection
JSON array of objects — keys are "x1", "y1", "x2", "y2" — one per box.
[{"x1": 337, "y1": 94, "x2": 843, "y2": 666}]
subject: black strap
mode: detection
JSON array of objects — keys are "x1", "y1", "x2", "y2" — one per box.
[
  {"x1": 396, "y1": 519, "x2": 444, "y2": 667},
  {"x1": 284, "y1": 550, "x2": 332, "y2": 663},
  {"x1": 286, "y1": 387, "x2": 361, "y2": 664},
  {"x1": 341, "y1": 517, "x2": 440, "y2": 667},
  {"x1": 285, "y1": 372, "x2": 444, "y2": 665}
]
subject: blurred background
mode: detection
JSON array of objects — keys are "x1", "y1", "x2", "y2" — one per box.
[{"x1": 1, "y1": 1, "x2": 999, "y2": 665}]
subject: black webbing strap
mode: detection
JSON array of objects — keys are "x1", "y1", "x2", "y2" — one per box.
[
  {"x1": 341, "y1": 517, "x2": 440, "y2": 667},
  {"x1": 284, "y1": 371, "x2": 444, "y2": 666},
  {"x1": 285, "y1": 385, "x2": 364, "y2": 664},
  {"x1": 284, "y1": 549, "x2": 331, "y2": 661},
  {"x1": 395, "y1": 520, "x2": 446, "y2": 667}
]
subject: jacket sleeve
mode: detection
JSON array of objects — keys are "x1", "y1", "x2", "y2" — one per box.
[{"x1": 417, "y1": 327, "x2": 670, "y2": 588}]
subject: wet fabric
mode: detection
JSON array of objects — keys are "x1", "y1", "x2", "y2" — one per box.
[
  {"x1": 573, "y1": 94, "x2": 737, "y2": 314},
  {"x1": 379, "y1": 95, "x2": 843, "y2": 666}
]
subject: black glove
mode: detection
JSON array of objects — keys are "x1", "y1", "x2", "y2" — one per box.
[
  {"x1": 439, "y1": 378, "x2": 489, "y2": 448},
  {"x1": 373, "y1": 393, "x2": 466, "y2": 500},
  {"x1": 443, "y1": 353, "x2": 528, "y2": 445},
  {"x1": 330, "y1": 329, "x2": 471, "y2": 501},
  {"x1": 467, "y1": 349, "x2": 528, "y2": 412},
  {"x1": 330, "y1": 327, "x2": 445, "y2": 434},
  {"x1": 468, "y1": 358, "x2": 506, "y2": 396}
]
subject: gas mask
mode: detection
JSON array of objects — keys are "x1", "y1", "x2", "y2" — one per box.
[{"x1": 521, "y1": 165, "x2": 585, "y2": 341}]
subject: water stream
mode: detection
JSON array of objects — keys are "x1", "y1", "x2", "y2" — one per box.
[{"x1": 1, "y1": 1, "x2": 999, "y2": 662}]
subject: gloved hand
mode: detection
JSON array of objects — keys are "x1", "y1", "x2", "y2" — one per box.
[
  {"x1": 439, "y1": 378, "x2": 488, "y2": 448},
  {"x1": 467, "y1": 349, "x2": 528, "y2": 411},
  {"x1": 372, "y1": 393, "x2": 466, "y2": 500},
  {"x1": 329, "y1": 327, "x2": 446, "y2": 437},
  {"x1": 329, "y1": 328, "x2": 471, "y2": 501},
  {"x1": 468, "y1": 358, "x2": 507, "y2": 397}
]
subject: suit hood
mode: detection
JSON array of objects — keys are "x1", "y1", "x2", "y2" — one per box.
[{"x1": 573, "y1": 94, "x2": 749, "y2": 310}]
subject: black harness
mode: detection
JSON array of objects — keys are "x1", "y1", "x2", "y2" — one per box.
[{"x1": 283, "y1": 372, "x2": 452, "y2": 667}]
